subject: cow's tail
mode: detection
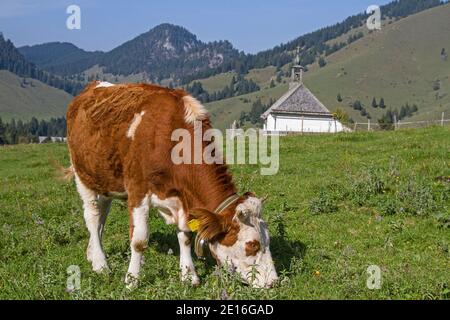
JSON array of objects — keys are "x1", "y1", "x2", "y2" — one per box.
[{"x1": 49, "y1": 158, "x2": 75, "y2": 182}]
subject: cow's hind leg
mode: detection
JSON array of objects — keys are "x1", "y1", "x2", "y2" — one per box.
[
  {"x1": 125, "y1": 195, "x2": 150, "y2": 288},
  {"x1": 177, "y1": 230, "x2": 200, "y2": 286},
  {"x1": 75, "y1": 174, "x2": 111, "y2": 273},
  {"x1": 86, "y1": 195, "x2": 112, "y2": 265}
]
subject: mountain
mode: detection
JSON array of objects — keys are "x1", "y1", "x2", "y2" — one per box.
[
  {"x1": 18, "y1": 1, "x2": 443, "y2": 85},
  {"x1": 0, "y1": 33, "x2": 83, "y2": 95},
  {"x1": 19, "y1": 42, "x2": 102, "y2": 76},
  {"x1": 305, "y1": 3, "x2": 450, "y2": 123},
  {"x1": 19, "y1": 24, "x2": 241, "y2": 83},
  {"x1": 2, "y1": 0, "x2": 448, "y2": 124},
  {"x1": 205, "y1": 3, "x2": 450, "y2": 129},
  {"x1": 101, "y1": 23, "x2": 240, "y2": 82},
  {"x1": 238, "y1": 0, "x2": 444, "y2": 72}
]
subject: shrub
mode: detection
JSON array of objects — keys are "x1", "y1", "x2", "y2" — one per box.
[
  {"x1": 377, "y1": 196, "x2": 399, "y2": 216},
  {"x1": 432, "y1": 80, "x2": 441, "y2": 91},
  {"x1": 309, "y1": 189, "x2": 339, "y2": 215},
  {"x1": 318, "y1": 57, "x2": 327, "y2": 68},
  {"x1": 349, "y1": 168, "x2": 386, "y2": 206},
  {"x1": 273, "y1": 212, "x2": 287, "y2": 239},
  {"x1": 398, "y1": 180, "x2": 437, "y2": 216}
]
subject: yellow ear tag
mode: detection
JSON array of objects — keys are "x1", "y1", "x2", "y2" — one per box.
[{"x1": 188, "y1": 219, "x2": 200, "y2": 232}]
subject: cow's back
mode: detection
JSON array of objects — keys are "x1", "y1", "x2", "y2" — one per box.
[{"x1": 67, "y1": 82, "x2": 190, "y2": 195}]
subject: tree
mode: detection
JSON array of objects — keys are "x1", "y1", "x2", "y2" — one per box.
[
  {"x1": 318, "y1": 57, "x2": 327, "y2": 68},
  {"x1": 379, "y1": 98, "x2": 386, "y2": 109},
  {"x1": 0, "y1": 116, "x2": 68, "y2": 145},
  {"x1": 378, "y1": 109, "x2": 395, "y2": 130},
  {"x1": 441, "y1": 48, "x2": 448, "y2": 61},
  {"x1": 399, "y1": 105, "x2": 407, "y2": 119},
  {"x1": 352, "y1": 100, "x2": 363, "y2": 111},
  {"x1": 239, "y1": 98, "x2": 273, "y2": 127},
  {"x1": 30, "y1": 117, "x2": 39, "y2": 135},
  {"x1": 337, "y1": 93, "x2": 343, "y2": 102},
  {"x1": 270, "y1": 79, "x2": 276, "y2": 88},
  {"x1": 371, "y1": 97, "x2": 378, "y2": 108},
  {"x1": 333, "y1": 108, "x2": 349, "y2": 124},
  {"x1": 276, "y1": 72, "x2": 282, "y2": 83},
  {"x1": 0, "y1": 117, "x2": 5, "y2": 145},
  {"x1": 433, "y1": 80, "x2": 440, "y2": 91}
]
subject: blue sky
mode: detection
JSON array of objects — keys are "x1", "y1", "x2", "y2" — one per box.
[{"x1": 0, "y1": 0, "x2": 392, "y2": 53}]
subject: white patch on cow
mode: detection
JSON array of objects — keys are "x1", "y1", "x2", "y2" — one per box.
[
  {"x1": 126, "y1": 195, "x2": 150, "y2": 287},
  {"x1": 74, "y1": 172, "x2": 111, "y2": 273},
  {"x1": 177, "y1": 231, "x2": 200, "y2": 285},
  {"x1": 151, "y1": 194, "x2": 198, "y2": 284},
  {"x1": 183, "y1": 95, "x2": 208, "y2": 124},
  {"x1": 126, "y1": 111, "x2": 145, "y2": 140},
  {"x1": 106, "y1": 191, "x2": 128, "y2": 199},
  {"x1": 150, "y1": 194, "x2": 189, "y2": 230},
  {"x1": 95, "y1": 81, "x2": 115, "y2": 88}
]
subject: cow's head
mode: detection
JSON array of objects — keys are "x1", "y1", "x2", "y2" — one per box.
[{"x1": 191, "y1": 193, "x2": 278, "y2": 288}]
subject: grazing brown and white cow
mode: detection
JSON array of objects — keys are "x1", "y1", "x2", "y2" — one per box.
[{"x1": 65, "y1": 81, "x2": 278, "y2": 288}]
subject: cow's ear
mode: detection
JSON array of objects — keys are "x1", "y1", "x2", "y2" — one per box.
[{"x1": 190, "y1": 209, "x2": 229, "y2": 241}]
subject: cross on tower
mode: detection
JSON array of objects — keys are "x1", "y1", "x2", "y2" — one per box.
[
  {"x1": 291, "y1": 45, "x2": 304, "y2": 87},
  {"x1": 295, "y1": 46, "x2": 301, "y2": 65}
]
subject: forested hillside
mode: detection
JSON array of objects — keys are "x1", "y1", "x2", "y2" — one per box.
[
  {"x1": 19, "y1": 0, "x2": 443, "y2": 88},
  {"x1": 0, "y1": 34, "x2": 83, "y2": 95},
  {"x1": 235, "y1": 0, "x2": 443, "y2": 73},
  {"x1": 0, "y1": 115, "x2": 66, "y2": 145},
  {"x1": 1, "y1": 0, "x2": 448, "y2": 126},
  {"x1": 19, "y1": 24, "x2": 242, "y2": 84},
  {"x1": 207, "y1": 3, "x2": 450, "y2": 129},
  {"x1": 19, "y1": 42, "x2": 102, "y2": 76}
]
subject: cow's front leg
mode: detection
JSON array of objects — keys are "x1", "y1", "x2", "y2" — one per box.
[
  {"x1": 177, "y1": 230, "x2": 200, "y2": 286},
  {"x1": 125, "y1": 196, "x2": 150, "y2": 288}
]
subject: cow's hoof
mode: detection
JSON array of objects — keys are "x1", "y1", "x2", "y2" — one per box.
[
  {"x1": 92, "y1": 261, "x2": 110, "y2": 274},
  {"x1": 125, "y1": 273, "x2": 139, "y2": 290},
  {"x1": 86, "y1": 245, "x2": 93, "y2": 263},
  {"x1": 181, "y1": 273, "x2": 200, "y2": 287},
  {"x1": 191, "y1": 276, "x2": 200, "y2": 287}
]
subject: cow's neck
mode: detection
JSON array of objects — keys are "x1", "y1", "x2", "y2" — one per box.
[{"x1": 185, "y1": 163, "x2": 237, "y2": 214}]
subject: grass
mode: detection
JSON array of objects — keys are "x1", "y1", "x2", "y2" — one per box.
[
  {"x1": 189, "y1": 67, "x2": 278, "y2": 95},
  {"x1": 189, "y1": 72, "x2": 237, "y2": 93},
  {"x1": 245, "y1": 66, "x2": 278, "y2": 89},
  {"x1": 0, "y1": 70, "x2": 72, "y2": 121},
  {"x1": 0, "y1": 127, "x2": 449, "y2": 300}
]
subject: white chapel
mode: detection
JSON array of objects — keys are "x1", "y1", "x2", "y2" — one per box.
[{"x1": 261, "y1": 52, "x2": 344, "y2": 134}]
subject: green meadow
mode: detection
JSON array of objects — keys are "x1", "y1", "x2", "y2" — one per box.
[{"x1": 0, "y1": 127, "x2": 449, "y2": 299}]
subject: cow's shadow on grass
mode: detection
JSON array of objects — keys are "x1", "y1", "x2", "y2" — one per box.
[
  {"x1": 149, "y1": 231, "x2": 180, "y2": 254},
  {"x1": 270, "y1": 236, "x2": 307, "y2": 272},
  {"x1": 149, "y1": 231, "x2": 307, "y2": 275}
]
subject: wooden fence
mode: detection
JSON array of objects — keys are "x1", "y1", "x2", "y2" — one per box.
[{"x1": 353, "y1": 112, "x2": 449, "y2": 132}]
